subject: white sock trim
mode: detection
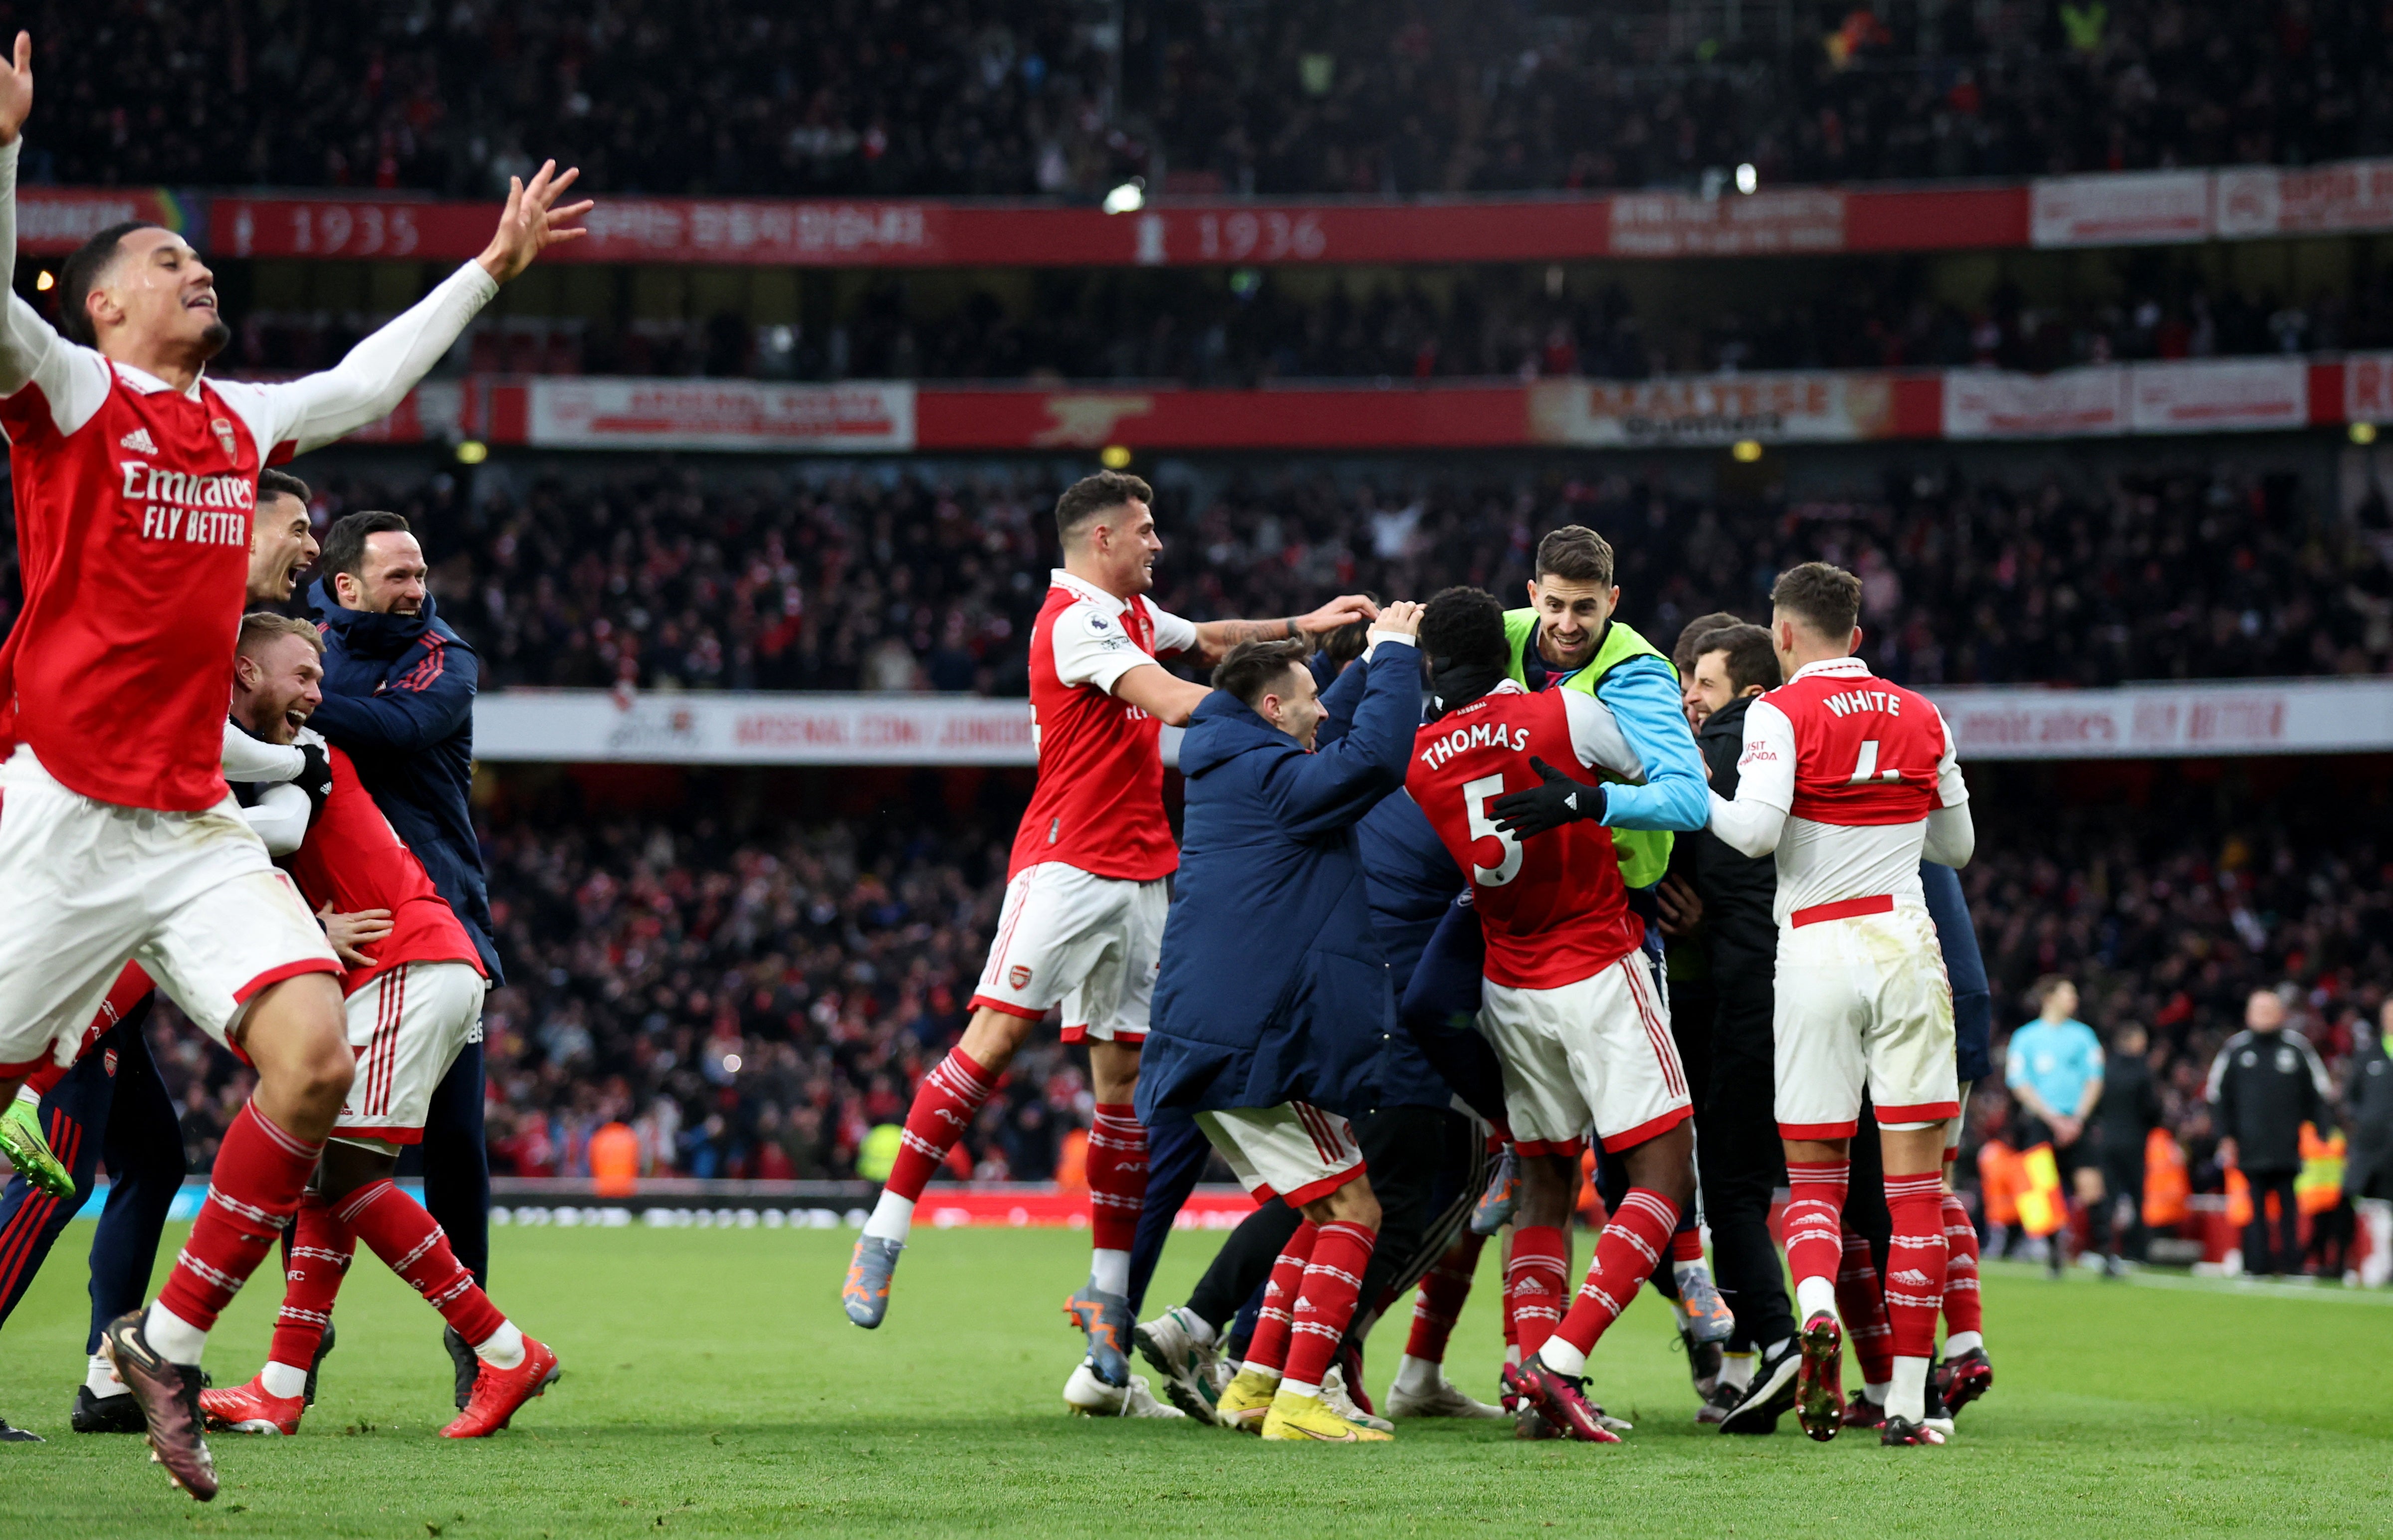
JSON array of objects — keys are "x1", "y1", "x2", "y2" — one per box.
[
  {"x1": 474, "y1": 1320, "x2": 526, "y2": 1369},
  {"x1": 863, "y1": 1190, "x2": 916, "y2": 1244},
  {"x1": 1943, "y1": 1329, "x2": 1983, "y2": 1356},
  {"x1": 143, "y1": 1301, "x2": 208, "y2": 1366},
  {"x1": 1794, "y1": 1276, "x2": 1839, "y2": 1323},
  {"x1": 1536, "y1": 1338, "x2": 1588, "y2": 1378},
  {"x1": 260, "y1": 1360, "x2": 309, "y2": 1399},
  {"x1": 1888, "y1": 1357, "x2": 1929, "y2": 1423},
  {"x1": 84, "y1": 1353, "x2": 125, "y2": 1398},
  {"x1": 1279, "y1": 1378, "x2": 1319, "y2": 1400},
  {"x1": 1393, "y1": 1353, "x2": 1442, "y2": 1395},
  {"x1": 1089, "y1": 1249, "x2": 1131, "y2": 1298}
]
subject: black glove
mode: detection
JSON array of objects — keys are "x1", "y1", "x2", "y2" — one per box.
[
  {"x1": 295, "y1": 741, "x2": 335, "y2": 822},
  {"x1": 1489, "y1": 756, "x2": 1604, "y2": 839}
]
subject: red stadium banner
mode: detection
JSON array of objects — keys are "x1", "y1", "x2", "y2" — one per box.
[
  {"x1": 182, "y1": 158, "x2": 2393, "y2": 268},
  {"x1": 912, "y1": 384, "x2": 1529, "y2": 450},
  {"x1": 1605, "y1": 190, "x2": 1846, "y2": 257},
  {"x1": 14, "y1": 186, "x2": 187, "y2": 254}
]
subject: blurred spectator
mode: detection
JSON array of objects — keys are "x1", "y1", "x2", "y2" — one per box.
[
  {"x1": 177, "y1": 457, "x2": 2393, "y2": 697},
  {"x1": 17, "y1": 1, "x2": 2393, "y2": 199}
]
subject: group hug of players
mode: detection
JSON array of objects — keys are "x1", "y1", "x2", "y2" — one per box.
[
  {"x1": 0, "y1": 32, "x2": 595, "y2": 1499},
  {"x1": 843, "y1": 474, "x2": 1995, "y2": 1448}
]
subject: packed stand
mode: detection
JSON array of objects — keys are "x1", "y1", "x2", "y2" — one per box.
[
  {"x1": 11, "y1": 0, "x2": 2393, "y2": 199},
  {"x1": 220, "y1": 258, "x2": 2393, "y2": 386},
  {"x1": 218, "y1": 457, "x2": 2393, "y2": 699}
]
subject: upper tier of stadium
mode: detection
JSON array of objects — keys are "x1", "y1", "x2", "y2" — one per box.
[{"x1": 20, "y1": 0, "x2": 2386, "y2": 199}]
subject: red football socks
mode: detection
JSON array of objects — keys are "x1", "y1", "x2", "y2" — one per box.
[
  {"x1": 1281, "y1": 1219, "x2": 1377, "y2": 1394},
  {"x1": 337, "y1": 1179, "x2": 508, "y2": 1347},
  {"x1": 1783, "y1": 1157, "x2": 1850, "y2": 1308},
  {"x1": 1837, "y1": 1227, "x2": 1895, "y2": 1386},
  {"x1": 1403, "y1": 1231, "x2": 1485, "y2": 1362},
  {"x1": 1506, "y1": 1224, "x2": 1570, "y2": 1360},
  {"x1": 266, "y1": 1191, "x2": 354, "y2": 1373},
  {"x1": 1670, "y1": 1226, "x2": 1705, "y2": 1264},
  {"x1": 884, "y1": 1048, "x2": 994, "y2": 1204},
  {"x1": 1881, "y1": 1175, "x2": 1950, "y2": 1363},
  {"x1": 1242, "y1": 1221, "x2": 1317, "y2": 1376},
  {"x1": 1084, "y1": 1103, "x2": 1147, "y2": 1257},
  {"x1": 1544, "y1": 1188, "x2": 1679, "y2": 1369},
  {"x1": 156, "y1": 1102, "x2": 322, "y2": 1337},
  {"x1": 1941, "y1": 1191, "x2": 1983, "y2": 1337}
]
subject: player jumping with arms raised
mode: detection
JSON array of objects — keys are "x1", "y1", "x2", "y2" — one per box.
[
  {"x1": 0, "y1": 32, "x2": 587, "y2": 1498},
  {"x1": 842, "y1": 470, "x2": 1375, "y2": 1399},
  {"x1": 1705, "y1": 563, "x2": 1974, "y2": 1448}
]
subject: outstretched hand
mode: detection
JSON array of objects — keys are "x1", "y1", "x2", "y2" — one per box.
[
  {"x1": 1489, "y1": 756, "x2": 1605, "y2": 839},
  {"x1": 476, "y1": 161, "x2": 593, "y2": 284},
  {"x1": 0, "y1": 33, "x2": 32, "y2": 147},
  {"x1": 1297, "y1": 593, "x2": 1380, "y2": 637}
]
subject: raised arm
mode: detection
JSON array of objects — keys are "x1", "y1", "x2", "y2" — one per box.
[
  {"x1": 1264, "y1": 630, "x2": 1423, "y2": 839},
  {"x1": 1187, "y1": 594, "x2": 1381, "y2": 666},
  {"x1": 235, "y1": 163, "x2": 591, "y2": 458}
]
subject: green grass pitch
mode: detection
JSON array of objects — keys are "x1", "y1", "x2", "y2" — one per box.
[{"x1": 0, "y1": 1221, "x2": 2386, "y2": 1537}]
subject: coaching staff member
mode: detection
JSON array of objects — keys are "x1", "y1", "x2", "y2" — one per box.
[
  {"x1": 308, "y1": 510, "x2": 499, "y2": 1404},
  {"x1": 2207, "y1": 989, "x2": 2333, "y2": 1278},
  {"x1": 1680, "y1": 622, "x2": 1802, "y2": 1432}
]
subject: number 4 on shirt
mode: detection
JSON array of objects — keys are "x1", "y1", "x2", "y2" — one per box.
[{"x1": 1848, "y1": 740, "x2": 1902, "y2": 785}]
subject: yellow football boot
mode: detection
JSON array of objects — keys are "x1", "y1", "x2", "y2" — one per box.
[
  {"x1": 1259, "y1": 1390, "x2": 1394, "y2": 1443},
  {"x1": 1215, "y1": 1368, "x2": 1280, "y2": 1435}
]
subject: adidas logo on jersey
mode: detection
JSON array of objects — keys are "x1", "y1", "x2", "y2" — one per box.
[{"x1": 119, "y1": 427, "x2": 158, "y2": 454}]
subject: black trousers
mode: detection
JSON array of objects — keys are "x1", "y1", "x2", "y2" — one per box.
[
  {"x1": 1705, "y1": 973, "x2": 1796, "y2": 1350},
  {"x1": 2099, "y1": 1143, "x2": 2147, "y2": 1260},
  {"x1": 2242, "y1": 1169, "x2": 2302, "y2": 1276},
  {"x1": 1193, "y1": 1105, "x2": 1485, "y2": 1356}
]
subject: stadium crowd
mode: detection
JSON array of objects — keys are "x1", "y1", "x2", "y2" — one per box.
[
  {"x1": 17, "y1": 0, "x2": 2392, "y2": 199},
  {"x1": 220, "y1": 259, "x2": 2393, "y2": 387},
  {"x1": 98, "y1": 457, "x2": 2387, "y2": 699}
]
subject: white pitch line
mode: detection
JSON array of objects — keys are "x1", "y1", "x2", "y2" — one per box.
[{"x1": 1983, "y1": 1259, "x2": 2393, "y2": 1307}]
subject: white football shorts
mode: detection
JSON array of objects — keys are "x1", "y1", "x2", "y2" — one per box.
[
  {"x1": 1772, "y1": 900, "x2": 1959, "y2": 1139},
  {"x1": 1195, "y1": 1102, "x2": 1366, "y2": 1206},
  {"x1": 0, "y1": 747, "x2": 339, "y2": 1075},
  {"x1": 333, "y1": 961, "x2": 486, "y2": 1150},
  {"x1": 1478, "y1": 953, "x2": 1693, "y2": 1157},
  {"x1": 969, "y1": 861, "x2": 1167, "y2": 1043}
]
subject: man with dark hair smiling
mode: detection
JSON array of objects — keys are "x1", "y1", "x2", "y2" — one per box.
[
  {"x1": 1140, "y1": 602, "x2": 1424, "y2": 1441},
  {"x1": 843, "y1": 469, "x2": 1377, "y2": 1412},
  {"x1": 304, "y1": 508, "x2": 503, "y2": 1409}
]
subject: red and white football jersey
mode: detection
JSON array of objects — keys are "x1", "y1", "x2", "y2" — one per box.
[
  {"x1": 1731, "y1": 656, "x2": 1968, "y2": 924},
  {"x1": 1006, "y1": 570, "x2": 1198, "y2": 883},
  {"x1": 1406, "y1": 682, "x2": 1646, "y2": 989},
  {"x1": 0, "y1": 226, "x2": 496, "y2": 812},
  {"x1": 282, "y1": 743, "x2": 484, "y2": 996}
]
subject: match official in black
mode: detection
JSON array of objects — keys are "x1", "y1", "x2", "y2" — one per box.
[
  {"x1": 2206, "y1": 989, "x2": 2333, "y2": 1278},
  {"x1": 308, "y1": 511, "x2": 502, "y2": 1404}
]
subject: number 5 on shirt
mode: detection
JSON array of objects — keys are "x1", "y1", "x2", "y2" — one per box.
[{"x1": 1464, "y1": 773, "x2": 1523, "y2": 886}]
